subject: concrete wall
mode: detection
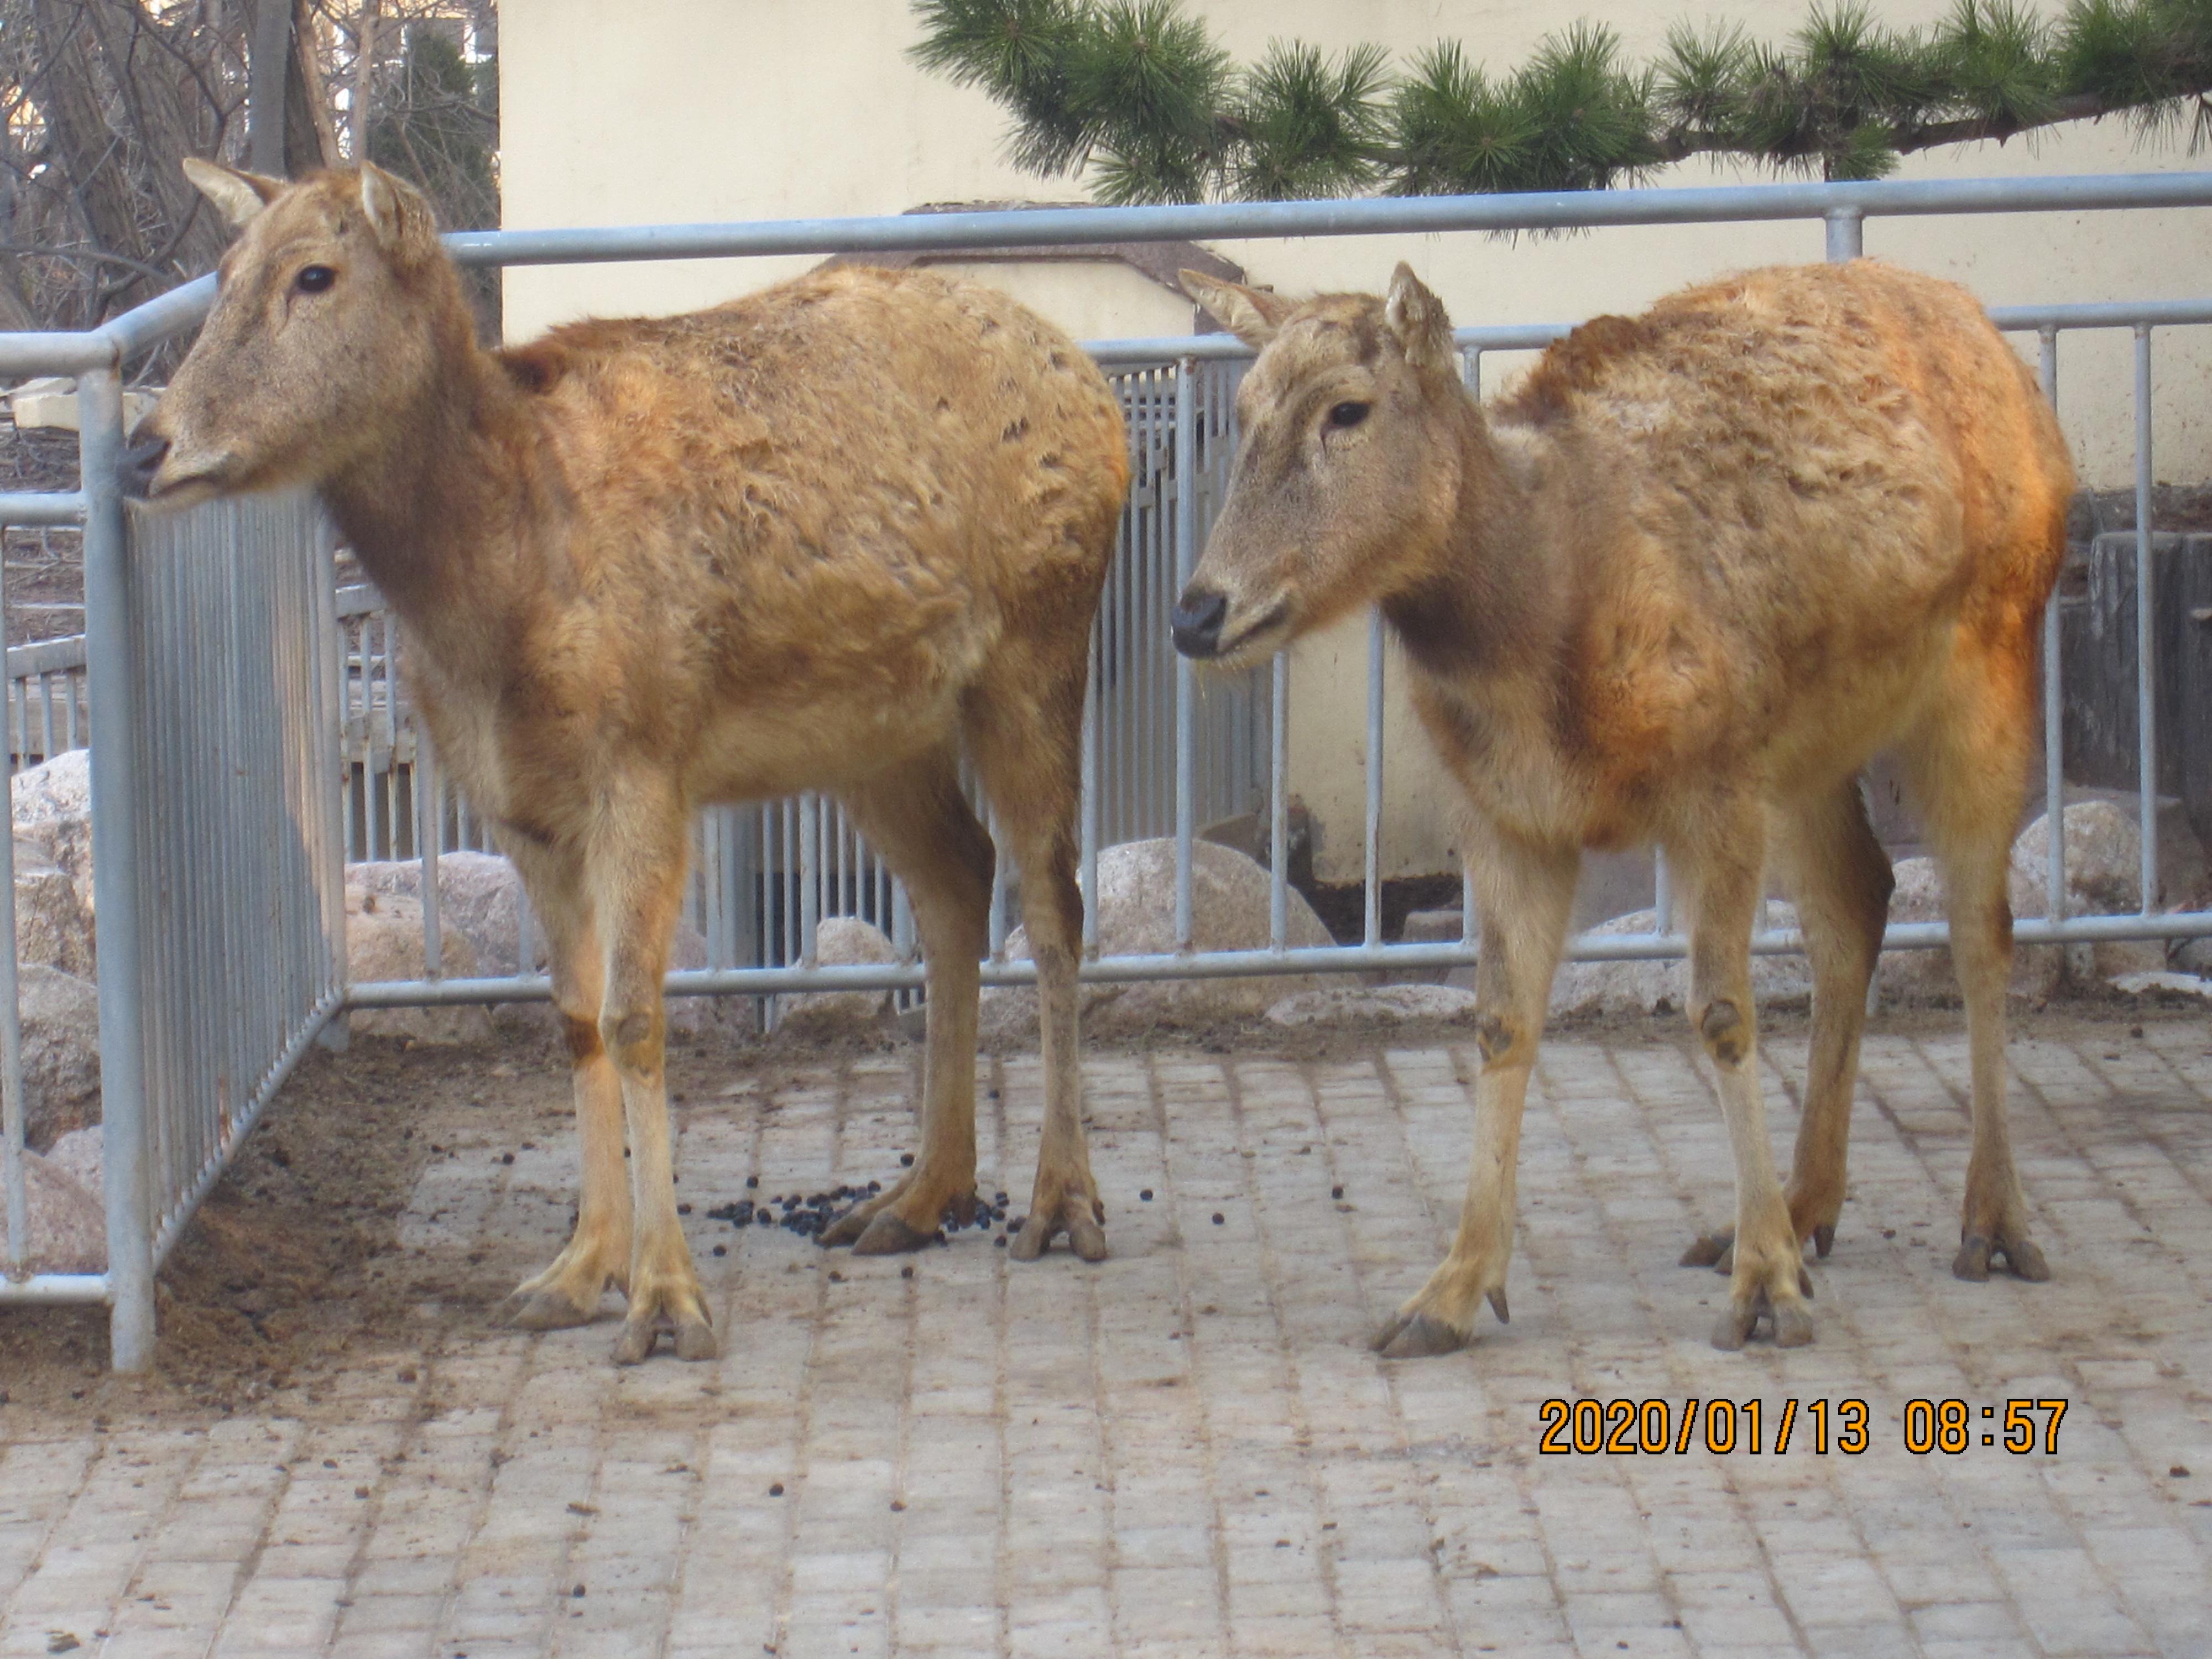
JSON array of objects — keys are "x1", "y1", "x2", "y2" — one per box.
[{"x1": 502, "y1": 0, "x2": 2212, "y2": 881}]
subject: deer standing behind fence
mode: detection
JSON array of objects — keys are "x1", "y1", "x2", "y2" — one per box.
[
  {"x1": 1175, "y1": 260, "x2": 2073, "y2": 1354},
  {"x1": 127, "y1": 161, "x2": 1130, "y2": 1364}
]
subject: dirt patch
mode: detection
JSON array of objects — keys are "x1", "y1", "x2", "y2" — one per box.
[{"x1": 2, "y1": 993, "x2": 2200, "y2": 1428}]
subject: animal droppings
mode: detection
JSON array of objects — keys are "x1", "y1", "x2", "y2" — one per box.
[
  {"x1": 677, "y1": 1203, "x2": 692, "y2": 1215},
  {"x1": 900, "y1": 1265, "x2": 914, "y2": 1279},
  {"x1": 995, "y1": 1235, "x2": 1008, "y2": 1248},
  {"x1": 900, "y1": 1152, "x2": 915, "y2": 1167},
  {"x1": 768, "y1": 1483, "x2": 784, "y2": 1497},
  {"x1": 712, "y1": 1245, "x2": 726, "y2": 1257},
  {"x1": 1331, "y1": 1185, "x2": 1344, "y2": 1199},
  {"x1": 745, "y1": 1175, "x2": 759, "y2": 1188},
  {"x1": 1212, "y1": 1213, "x2": 1225, "y2": 1225},
  {"x1": 571, "y1": 1585, "x2": 586, "y2": 1599},
  {"x1": 500, "y1": 1152, "x2": 514, "y2": 1165},
  {"x1": 1140, "y1": 1188, "x2": 1154, "y2": 1201}
]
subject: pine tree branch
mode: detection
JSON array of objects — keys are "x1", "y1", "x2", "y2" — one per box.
[{"x1": 914, "y1": 0, "x2": 2212, "y2": 200}]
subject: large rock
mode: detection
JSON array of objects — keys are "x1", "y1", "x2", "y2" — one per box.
[
  {"x1": 343, "y1": 855, "x2": 728, "y2": 1040},
  {"x1": 775, "y1": 917, "x2": 900, "y2": 1036},
  {"x1": 1266, "y1": 983, "x2": 1479, "y2": 1027},
  {"x1": 11, "y1": 749, "x2": 93, "y2": 914},
  {"x1": 348, "y1": 852, "x2": 534, "y2": 975},
  {"x1": 2008, "y1": 800, "x2": 2145, "y2": 916},
  {"x1": 1536, "y1": 906, "x2": 1813, "y2": 1019},
  {"x1": 18, "y1": 964, "x2": 101, "y2": 1149},
  {"x1": 343, "y1": 887, "x2": 495, "y2": 1045},
  {"x1": 984, "y1": 838, "x2": 1333, "y2": 1037},
  {"x1": 13, "y1": 837, "x2": 93, "y2": 978},
  {"x1": 0, "y1": 1147, "x2": 105, "y2": 1275},
  {"x1": 44, "y1": 1124, "x2": 102, "y2": 1195}
]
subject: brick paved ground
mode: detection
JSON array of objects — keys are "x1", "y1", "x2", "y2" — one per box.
[{"x1": 4, "y1": 1014, "x2": 2211, "y2": 1657}]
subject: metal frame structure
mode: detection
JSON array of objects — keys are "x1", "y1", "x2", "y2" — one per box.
[{"x1": 5, "y1": 170, "x2": 2212, "y2": 1373}]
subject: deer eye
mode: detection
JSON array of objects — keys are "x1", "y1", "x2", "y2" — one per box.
[
  {"x1": 294, "y1": 265, "x2": 336, "y2": 295},
  {"x1": 1326, "y1": 401, "x2": 1370, "y2": 430}
]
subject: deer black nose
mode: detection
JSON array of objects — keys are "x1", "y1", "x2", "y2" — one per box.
[
  {"x1": 1172, "y1": 587, "x2": 1228, "y2": 658},
  {"x1": 119, "y1": 434, "x2": 169, "y2": 499}
]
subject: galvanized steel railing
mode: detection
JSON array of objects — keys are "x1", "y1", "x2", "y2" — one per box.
[{"x1": 9, "y1": 170, "x2": 2212, "y2": 1373}]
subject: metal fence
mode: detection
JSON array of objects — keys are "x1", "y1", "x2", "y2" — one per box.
[{"x1": 8, "y1": 170, "x2": 2212, "y2": 1373}]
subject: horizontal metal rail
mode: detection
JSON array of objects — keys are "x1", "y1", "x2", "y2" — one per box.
[
  {"x1": 345, "y1": 910, "x2": 2212, "y2": 1009},
  {"x1": 440, "y1": 171, "x2": 2212, "y2": 268}
]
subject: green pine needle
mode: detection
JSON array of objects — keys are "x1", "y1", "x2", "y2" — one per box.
[{"x1": 911, "y1": 0, "x2": 2212, "y2": 201}]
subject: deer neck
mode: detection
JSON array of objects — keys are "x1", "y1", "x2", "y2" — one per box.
[
  {"x1": 1378, "y1": 395, "x2": 1561, "y2": 685},
  {"x1": 319, "y1": 340, "x2": 539, "y2": 673}
]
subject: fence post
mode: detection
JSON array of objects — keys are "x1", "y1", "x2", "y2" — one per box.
[
  {"x1": 1825, "y1": 208, "x2": 1864, "y2": 263},
  {"x1": 79, "y1": 365, "x2": 156, "y2": 1372}
]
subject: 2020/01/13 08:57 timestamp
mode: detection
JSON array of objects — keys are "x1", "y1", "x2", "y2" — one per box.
[{"x1": 1537, "y1": 1397, "x2": 2069, "y2": 1457}]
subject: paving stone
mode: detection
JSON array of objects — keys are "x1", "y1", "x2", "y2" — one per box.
[{"x1": 6, "y1": 1019, "x2": 2212, "y2": 1655}]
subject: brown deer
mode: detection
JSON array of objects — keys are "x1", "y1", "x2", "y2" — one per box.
[
  {"x1": 127, "y1": 161, "x2": 1129, "y2": 1364},
  {"x1": 1175, "y1": 260, "x2": 2072, "y2": 1354}
]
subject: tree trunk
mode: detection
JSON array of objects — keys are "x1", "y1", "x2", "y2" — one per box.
[
  {"x1": 28, "y1": 0, "x2": 158, "y2": 319},
  {"x1": 246, "y1": 0, "x2": 289, "y2": 174},
  {"x1": 348, "y1": 0, "x2": 379, "y2": 159},
  {"x1": 286, "y1": 0, "x2": 338, "y2": 174}
]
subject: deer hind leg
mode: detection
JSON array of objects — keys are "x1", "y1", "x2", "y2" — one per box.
[
  {"x1": 964, "y1": 660, "x2": 1103, "y2": 1264},
  {"x1": 589, "y1": 785, "x2": 716, "y2": 1365},
  {"x1": 819, "y1": 745, "x2": 994, "y2": 1254},
  {"x1": 1898, "y1": 642, "x2": 2051, "y2": 1284},
  {"x1": 1681, "y1": 813, "x2": 1815, "y2": 1350},
  {"x1": 1683, "y1": 781, "x2": 1893, "y2": 1272},
  {"x1": 1375, "y1": 828, "x2": 1577, "y2": 1358},
  {"x1": 495, "y1": 847, "x2": 631, "y2": 1332}
]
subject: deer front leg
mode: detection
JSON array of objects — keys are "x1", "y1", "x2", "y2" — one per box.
[
  {"x1": 495, "y1": 851, "x2": 632, "y2": 1332},
  {"x1": 594, "y1": 797, "x2": 716, "y2": 1365},
  {"x1": 1375, "y1": 832, "x2": 1576, "y2": 1359},
  {"x1": 1683, "y1": 831, "x2": 1814, "y2": 1351}
]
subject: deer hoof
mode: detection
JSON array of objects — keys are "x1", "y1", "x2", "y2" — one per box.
[
  {"x1": 497, "y1": 1286, "x2": 598, "y2": 1331},
  {"x1": 1955, "y1": 1230, "x2": 2049, "y2": 1283},
  {"x1": 852, "y1": 1213, "x2": 932, "y2": 1256},
  {"x1": 1680, "y1": 1229, "x2": 1732, "y2": 1269},
  {"x1": 1812, "y1": 1223, "x2": 1836, "y2": 1258},
  {"x1": 1009, "y1": 1194, "x2": 1109, "y2": 1264},
  {"x1": 1952, "y1": 1234, "x2": 1992, "y2": 1282},
  {"x1": 1373, "y1": 1311, "x2": 1469, "y2": 1359},
  {"x1": 1710, "y1": 1286, "x2": 1814, "y2": 1351},
  {"x1": 674, "y1": 1319, "x2": 721, "y2": 1363}
]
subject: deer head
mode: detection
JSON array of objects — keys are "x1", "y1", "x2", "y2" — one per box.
[
  {"x1": 124, "y1": 160, "x2": 462, "y2": 508},
  {"x1": 1170, "y1": 264, "x2": 1465, "y2": 666}
]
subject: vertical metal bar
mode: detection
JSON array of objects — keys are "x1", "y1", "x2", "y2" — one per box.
[
  {"x1": 1269, "y1": 652, "x2": 1288, "y2": 951},
  {"x1": 1173, "y1": 356, "x2": 1196, "y2": 950},
  {"x1": 1082, "y1": 625, "x2": 1100, "y2": 955},
  {"x1": 987, "y1": 804, "x2": 1008, "y2": 959},
  {"x1": 2133, "y1": 324, "x2": 2158, "y2": 913},
  {"x1": 1364, "y1": 610, "x2": 1384, "y2": 949},
  {"x1": 416, "y1": 728, "x2": 442, "y2": 976},
  {"x1": 1461, "y1": 345, "x2": 1484, "y2": 946},
  {"x1": 798, "y1": 792, "x2": 820, "y2": 966},
  {"x1": 37, "y1": 671, "x2": 54, "y2": 762},
  {"x1": 2039, "y1": 327, "x2": 2066, "y2": 923},
  {"x1": 1, "y1": 550, "x2": 24, "y2": 1272},
  {"x1": 81, "y1": 367, "x2": 153, "y2": 1366},
  {"x1": 1825, "y1": 208, "x2": 1864, "y2": 262}
]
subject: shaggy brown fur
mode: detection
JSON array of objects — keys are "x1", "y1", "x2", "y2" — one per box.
[
  {"x1": 1178, "y1": 259, "x2": 2072, "y2": 1355},
  {"x1": 130, "y1": 161, "x2": 1129, "y2": 1364}
]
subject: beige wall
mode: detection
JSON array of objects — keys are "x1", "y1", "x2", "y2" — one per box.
[{"x1": 503, "y1": 0, "x2": 2212, "y2": 880}]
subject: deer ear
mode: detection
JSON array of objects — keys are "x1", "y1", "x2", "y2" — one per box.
[
  {"x1": 1180, "y1": 270, "x2": 1292, "y2": 349},
  {"x1": 1384, "y1": 263, "x2": 1455, "y2": 377},
  {"x1": 359, "y1": 163, "x2": 436, "y2": 259},
  {"x1": 183, "y1": 157, "x2": 283, "y2": 231}
]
